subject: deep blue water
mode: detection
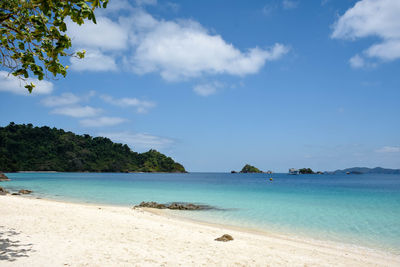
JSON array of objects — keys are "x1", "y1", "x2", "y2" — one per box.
[{"x1": 3, "y1": 172, "x2": 400, "y2": 252}]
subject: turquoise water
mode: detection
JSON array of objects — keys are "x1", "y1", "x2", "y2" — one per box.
[{"x1": 3, "y1": 172, "x2": 400, "y2": 253}]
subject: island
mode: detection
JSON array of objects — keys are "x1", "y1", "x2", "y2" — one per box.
[
  {"x1": 289, "y1": 168, "x2": 324, "y2": 174},
  {"x1": 0, "y1": 123, "x2": 186, "y2": 173},
  {"x1": 0, "y1": 172, "x2": 10, "y2": 181},
  {"x1": 330, "y1": 167, "x2": 400, "y2": 175},
  {"x1": 239, "y1": 164, "x2": 263, "y2": 173},
  {"x1": 299, "y1": 168, "x2": 314, "y2": 174}
]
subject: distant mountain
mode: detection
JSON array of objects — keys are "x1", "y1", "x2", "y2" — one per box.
[
  {"x1": 331, "y1": 167, "x2": 400, "y2": 175},
  {"x1": 0, "y1": 123, "x2": 186, "y2": 173}
]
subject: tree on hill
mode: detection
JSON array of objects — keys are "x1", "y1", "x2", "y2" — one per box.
[
  {"x1": 0, "y1": 0, "x2": 107, "y2": 92},
  {"x1": 240, "y1": 164, "x2": 262, "y2": 173},
  {"x1": 0, "y1": 122, "x2": 186, "y2": 173}
]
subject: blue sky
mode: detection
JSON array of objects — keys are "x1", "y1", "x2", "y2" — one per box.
[{"x1": 1, "y1": 0, "x2": 399, "y2": 172}]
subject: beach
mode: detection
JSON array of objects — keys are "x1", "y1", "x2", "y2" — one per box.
[{"x1": 1, "y1": 195, "x2": 399, "y2": 266}]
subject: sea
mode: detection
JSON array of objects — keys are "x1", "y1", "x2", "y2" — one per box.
[{"x1": 3, "y1": 172, "x2": 400, "y2": 253}]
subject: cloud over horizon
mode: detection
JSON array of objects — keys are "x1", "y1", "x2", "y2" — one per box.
[
  {"x1": 99, "y1": 131, "x2": 174, "y2": 151},
  {"x1": 51, "y1": 105, "x2": 103, "y2": 118},
  {"x1": 193, "y1": 81, "x2": 224, "y2": 97},
  {"x1": 80, "y1": 116, "x2": 127, "y2": 127},
  {"x1": 100, "y1": 95, "x2": 156, "y2": 113},
  {"x1": 41, "y1": 93, "x2": 81, "y2": 107}
]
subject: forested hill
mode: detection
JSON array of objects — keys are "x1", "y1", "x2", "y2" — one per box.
[{"x1": 0, "y1": 123, "x2": 186, "y2": 173}]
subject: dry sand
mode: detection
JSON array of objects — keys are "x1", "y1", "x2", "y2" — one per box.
[{"x1": 0, "y1": 195, "x2": 399, "y2": 266}]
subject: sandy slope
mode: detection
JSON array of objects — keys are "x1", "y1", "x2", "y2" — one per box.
[{"x1": 0, "y1": 195, "x2": 399, "y2": 266}]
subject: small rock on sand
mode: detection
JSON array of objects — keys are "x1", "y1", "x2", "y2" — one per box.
[
  {"x1": 215, "y1": 234, "x2": 234, "y2": 242},
  {"x1": 0, "y1": 187, "x2": 9, "y2": 195},
  {"x1": 0, "y1": 172, "x2": 10, "y2": 181},
  {"x1": 19, "y1": 189, "x2": 33, "y2": 194}
]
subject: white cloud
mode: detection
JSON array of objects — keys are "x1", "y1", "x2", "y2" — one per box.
[
  {"x1": 365, "y1": 40, "x2": 400, "y2": 61},
  {"x1": 131, "y1": 17, "x2": 289, "y2": 81},
  {"x1": 99, "y1": 131, "x2": 174, "y2": 150},
  {"x1": 80, "y1": 116, "x2": 127, "y2": 127},
  {"x1": 100, "y1": 95, "x2": 156, "y2": 113},
  {"x1": 282, "y1": 0, "x2": 298, "y2": 9},
  {"x1": 41, "y1": 93, "x2": 80, "y2": 107},
  {"x1": 70, "y1": 49, "x2": 117, "y2": 71},
  {"x1": 193, "y1": 82, "x2": 224, "y2": 97},
  {"x1": 332, "y1": 0, "x2": 400, "y2": 65},
  {"x1": 51, "y1": 105, "x2": 102, "y2": 118},
  {"x1": 376, "y1": 146, "x2": 400, "y2": 153},
  {"x1": 262, "y1": 4, "x2": 276, "y2": 15},
  {"x1": 67, "y1": 17, "x2": 128, "y2": 51},
  {"x1": 0, "y1": 71, "x2": 53, "y2": 95},
  {"x1": 135, "y1": 0, "x2": 157, "y2": 6},
  {"x1": 349, "y1": 54, "x2": 365, "y2": 68},
  {"x1": 101, "y1": 0, "x2": 134, "y2": 13},
  {"x1": 66, "y1": 9, "x2": 289, "y2": 80},
  {"x1": 264, "y1": 43, "x2": 291, "y2": 60}
]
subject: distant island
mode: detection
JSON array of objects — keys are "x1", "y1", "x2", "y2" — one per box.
[
  {"x1": 288, "y1": 167, "x2": 400, "y2": 175},
  {"x1": 0, "y1": 123, "x2": 186, "y2": 173},
  {"x1": 330, "y1": 167, "x2": 400, "y2": 175},
  {"x1": 299, "y1": 168, "x2": 314, "y2": 174},
  {"x1": 239, "y1": 164, "x2": 263, "y2": 173},
  {"x1": 289, "y1": 168, "x2": 324, "y2": 175}
]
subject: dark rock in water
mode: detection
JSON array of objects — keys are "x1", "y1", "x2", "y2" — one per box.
[
  {"x1": 231, "y1": 170, "x2": 237, "y2": 173},
  {"x1": 0, "y1": 187, "x2": 9, "y2": 195},
  {"x1": 168, "y1": 202, "x2": 202, "y2": 210},
  {"x1": 136, "y1": 201, "x2": 168, "y2": 209},
  {"x1": 0, "y1": 172, "x2": 10, "y2": 181},
  {"x1": 18, "y1": 189, "x2": 32, "y2": 194},
  {"x1": 215, "y1": 234, "x2": 234, "y2": 242},
  {"x1": 134, "y1": 201, "x2": 214, "y2": 210},
  {"x1": 12, "y1": 193, "x2": 21, "y2": 196}
]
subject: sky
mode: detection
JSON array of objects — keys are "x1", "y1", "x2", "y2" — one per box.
[{"x1": 1, "y1": 0, "x2": 399, "y2": 172}]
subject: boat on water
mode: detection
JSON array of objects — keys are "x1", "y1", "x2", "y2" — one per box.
[{"x1": 289, "y1": 168, "x2": 300, "y2": 175}]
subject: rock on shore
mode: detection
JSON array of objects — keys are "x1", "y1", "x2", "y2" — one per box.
[
  {"x1": 0, "y1": 187, "x2": 9, "y2": 195},
  {"x1": 215, "y1": 234, "x2": 234, "y2": 242},
  {"x1": 134, "y1": 201, "x2": 213, "y2": 210},
  {"x1": 18, "y1": 189, "x2": 33, "y2": 194}
]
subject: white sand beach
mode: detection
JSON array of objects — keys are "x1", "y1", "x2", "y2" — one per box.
[{"x1": 1, "y1": 195, "x2": 399, "y2": 266}]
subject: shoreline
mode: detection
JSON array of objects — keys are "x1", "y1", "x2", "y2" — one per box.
[
  {"x1": 1, "y1": 195, "x2": 399, "y2": 266},
  {"x1": 146, "y1": 207, "x2": 399, "y2": 256},
  {"x1": 2, "y1": 186, "x2": 399, "y2": 255},
  {"x1": 18, "y1": 193, "x2": 400, "y2": 254},
  {"x1": 4, "y1": 190, "x2": 400, "y2": 255}
]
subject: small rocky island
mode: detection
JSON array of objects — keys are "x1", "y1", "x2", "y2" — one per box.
[
  {"x1": 239, "y1": 164, "x2": 263, "y2": 173},
  {"x1": 0, "y1": 172, "x2": 10, "y2": 181},
  {"x1": 299, "y1": 168, "x2": 314, "y2": 174}
]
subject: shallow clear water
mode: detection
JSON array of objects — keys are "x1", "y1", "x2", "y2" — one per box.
[{"x1": 3, "y1": 172, "x2": 400, "y2": 253}]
